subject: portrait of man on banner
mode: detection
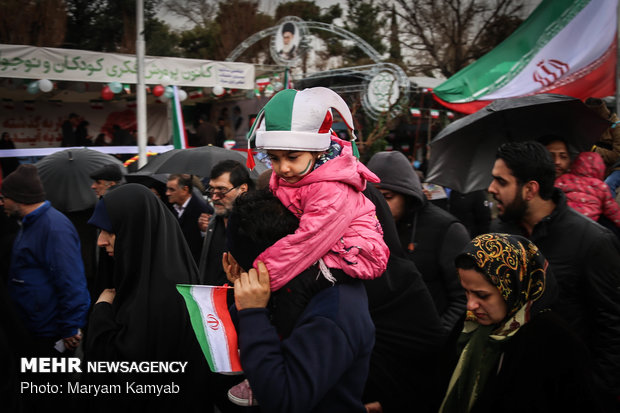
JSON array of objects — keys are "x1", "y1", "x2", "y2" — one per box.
[{"x1": 276, "y1": 21, "x2": 299, "y2": 61}]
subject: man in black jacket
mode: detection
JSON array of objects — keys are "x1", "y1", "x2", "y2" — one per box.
[
  {"x1": 488, "y1": 141, "x2": 620, "y2": 412},
  {"x1": 166, "y1": 174, "x2": 212, "y2": 265},
  {"x1": 367, "y1": 151, "x2": 468, "y2": 335}
]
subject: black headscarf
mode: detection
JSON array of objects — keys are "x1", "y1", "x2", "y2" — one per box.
[{"x1": 86, "y1": 184, "x2": 210, "y2": 408}]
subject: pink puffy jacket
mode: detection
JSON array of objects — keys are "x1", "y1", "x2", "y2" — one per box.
[
  {"x1": 255, "y1": 137, "x2": 390, "y2": 291},
  {"x1": 555, "y1": 152, "x2": 620, "y2": 227}
]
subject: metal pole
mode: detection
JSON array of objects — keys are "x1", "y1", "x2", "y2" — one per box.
[{"x1": 136, "y1": 0, "x2": 148, "y2": 168}]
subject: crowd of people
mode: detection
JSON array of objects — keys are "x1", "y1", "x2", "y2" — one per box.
[{"x1": 1, "y1": 87, "x2": 619, "y2": 413}]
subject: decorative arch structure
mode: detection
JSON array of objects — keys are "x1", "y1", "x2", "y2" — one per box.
[
  {"x1": 226, "y1": 18, "x2": 383, "y2": 64},
  {"x1": 226, "y1": 17, "x2": 409, "y2": 119}
]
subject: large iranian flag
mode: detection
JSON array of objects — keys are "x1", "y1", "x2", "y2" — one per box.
[
  {"x1": 176, "y1": 284, "x2": 243, "y2": 373},
  {"x1": 433, "y1": 0, "x2": 617, "y2": 114}
]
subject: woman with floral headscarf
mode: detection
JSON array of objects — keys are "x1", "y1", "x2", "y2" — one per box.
[{"x1": 437, "y1": 233, "x2": 601, "y2": 413}]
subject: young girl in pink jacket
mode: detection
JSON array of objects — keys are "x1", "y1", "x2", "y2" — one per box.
[
  {"x1": 227, "y1": 87, "x2": 390, "y2": 407},
  {"x1": 249, "y1": 86, "x2": 389, "y2": 290}
]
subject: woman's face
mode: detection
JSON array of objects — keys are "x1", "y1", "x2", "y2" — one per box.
[
  {"x1": 458, "y1": 268, "x2": 507, "y2": 325},
  {"x1": 97, "y1": 230, "x2": 116, "y2": 257}
]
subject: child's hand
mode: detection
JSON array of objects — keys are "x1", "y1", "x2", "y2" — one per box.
[
  {"x1": 222, "y1": 252, "x2": 242, "y2": 283},
  {"x1": 233, "y1": 262, "x2": 270, "y2": 310}
]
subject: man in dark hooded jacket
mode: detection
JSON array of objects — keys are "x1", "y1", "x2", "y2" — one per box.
[
  {"x1": 361, "y1": 184, "x2": 446, "y2": 412},
  {"x1": 367, "y1": 151, "x2": 468, "y2": 334}
]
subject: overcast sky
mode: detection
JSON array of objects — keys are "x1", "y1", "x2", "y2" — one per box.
[
  {"x1": 158, "y1": 0, "x2": 543, "y2": 32},
  {"x1": 157, "y1": 0, "x2": 343, "y2": 30}
]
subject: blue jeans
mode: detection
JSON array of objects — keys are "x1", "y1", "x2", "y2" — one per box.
[{"x1": 605, "y1": 170, "x2": 620, "y2": 198}]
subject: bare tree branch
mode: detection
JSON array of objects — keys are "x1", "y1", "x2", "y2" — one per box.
[
  {"x1": 163, "y1": 0, "x2": 219, "y2": 27},
  {"x1": 382, "y1": 0, "x2": 526, "y2": 77}
]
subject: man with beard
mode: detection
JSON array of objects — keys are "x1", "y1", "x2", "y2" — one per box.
[
  {"x1": 488, "y1": 141, "x2": 620, "y2": 412},
  {"x1": 538, "y1": 135, "x2": 573, "y2": 179},
  {"x1": 277, "y1": 22, "x2": 297, "y2": 60},
  {"x1": 198, "y1": 160, "x2": 254, "y2": 286}
]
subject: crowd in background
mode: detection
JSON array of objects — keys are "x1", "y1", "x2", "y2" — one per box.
[{"x1": 0, "y1": 89, "x2": 619, "y2": 413}]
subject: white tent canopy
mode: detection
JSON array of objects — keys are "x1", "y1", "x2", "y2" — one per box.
[{"x1": 0, "y1": 44, "x2": 263, "y2": 156}]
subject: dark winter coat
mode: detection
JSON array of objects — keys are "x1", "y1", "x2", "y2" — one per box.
[
  {"x1": 436, "y1": 312, "x2": 602, "y2": 413},
  {"x1": 233, "y1": 278, "x2": 374, "y2": 413},
  {"x1": 491, "y1": 189, "x2": 620, "y2": 401},
  {"x1": 448, "y1": 189, "x2": 492, "y2": 238},
  {"x1": 367, "y1": 151, "x2": 468, "y2": 334},
  {"x1": 176, "y1": 193, "x2": 213, "y2": 265},
  {"x1": 359, "y1": 183, "x2": 446, "y2": 412},
  {"x1": 198, "y1": 214, "x2": 228, "y2": 286}
]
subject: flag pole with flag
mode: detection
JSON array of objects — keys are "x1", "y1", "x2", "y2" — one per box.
[
  {"x1": 171, "y1": 85, "x2": 189, "y2": 149},
  {"x1": 176, "y1": 284, "x2": 243, "y2": 374},
  {"x1": 432, "y1": 0, "x2": 618, "y2": 114}
]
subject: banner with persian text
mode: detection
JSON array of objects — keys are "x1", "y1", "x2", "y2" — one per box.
[{"x1": 0, "y1": 44, "x2": 255, "y2": 89}]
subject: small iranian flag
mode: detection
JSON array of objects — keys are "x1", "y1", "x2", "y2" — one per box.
[
  {"x1": 433, "y1": 0, "x2": 617, "y2": 113},
  {"x1": 410, "y1": 108, "x2": 422, "y2": 117},
  {"x1": 256, "y1": 77, "x2": 270, "y2": 91},
  {"x1": 176, "y1": 284, "x2": 242, "y2": 374},
  {"x1": 430, "y1": 110, "x2": 440, "y2": 119},
  {"x1": 171, "y1": 85, "x2": 188, "y2": 149},
  {"x1": 189, "y1": 90, "x2": 203, "y2": 99},
  {"x1": 90, "y1": 100, "x2": 104, "y2": 109}
]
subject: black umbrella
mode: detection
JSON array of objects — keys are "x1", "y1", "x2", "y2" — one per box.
[
  {"x1": 425, "y1": 94, "x2": 611, "y2": 193},
  {"x1": 136, "y1": 145, "x2": 268, "y2": 179},
  {"x1": 35, "y1": 148, "x2": 126, "y2": 212}
]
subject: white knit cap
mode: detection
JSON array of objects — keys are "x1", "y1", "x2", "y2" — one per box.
[{"x1": 249, "y1": 87, "x2": 357, "y2": 151}]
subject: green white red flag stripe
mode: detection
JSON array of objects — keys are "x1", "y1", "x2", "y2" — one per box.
[
  {"x1": 176, "y1": 284, "x2": 242, "y2": 374},
  {"x1": 171, "y1": 85, "x2": 188, "y2": 149},
  {"x1": 433, "y1": 0, "x2": 617, "y2": 114}
]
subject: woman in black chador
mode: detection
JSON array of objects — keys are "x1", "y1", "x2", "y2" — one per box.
[{"x1": 85, "y1": 184, "x2": 212, "y2": 412}]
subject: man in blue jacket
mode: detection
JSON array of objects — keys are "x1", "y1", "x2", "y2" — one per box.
[{"x1": 1, "y1": 164, "x2": 90, "y2": 355}]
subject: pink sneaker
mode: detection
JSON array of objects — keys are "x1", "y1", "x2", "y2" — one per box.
[{"x1": 227, "y1": 379, "x2": 259, "y2": 407}]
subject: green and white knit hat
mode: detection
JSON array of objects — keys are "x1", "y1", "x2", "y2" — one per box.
[{"x1": 246, "y1": 87, "x2": 357, "y2": 168}]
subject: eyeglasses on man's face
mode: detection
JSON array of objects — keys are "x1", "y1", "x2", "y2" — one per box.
[{"x1": 205, "y1": 185, "x2": 238, "y2": 199}]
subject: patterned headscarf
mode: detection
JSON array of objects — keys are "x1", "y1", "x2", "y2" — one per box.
[
  {"x1": 439, "y1": 233, "x2": 558, "y2": 413},
  {"x1": 459, "y1": 233, "x2": 556, "y2": 335}
]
